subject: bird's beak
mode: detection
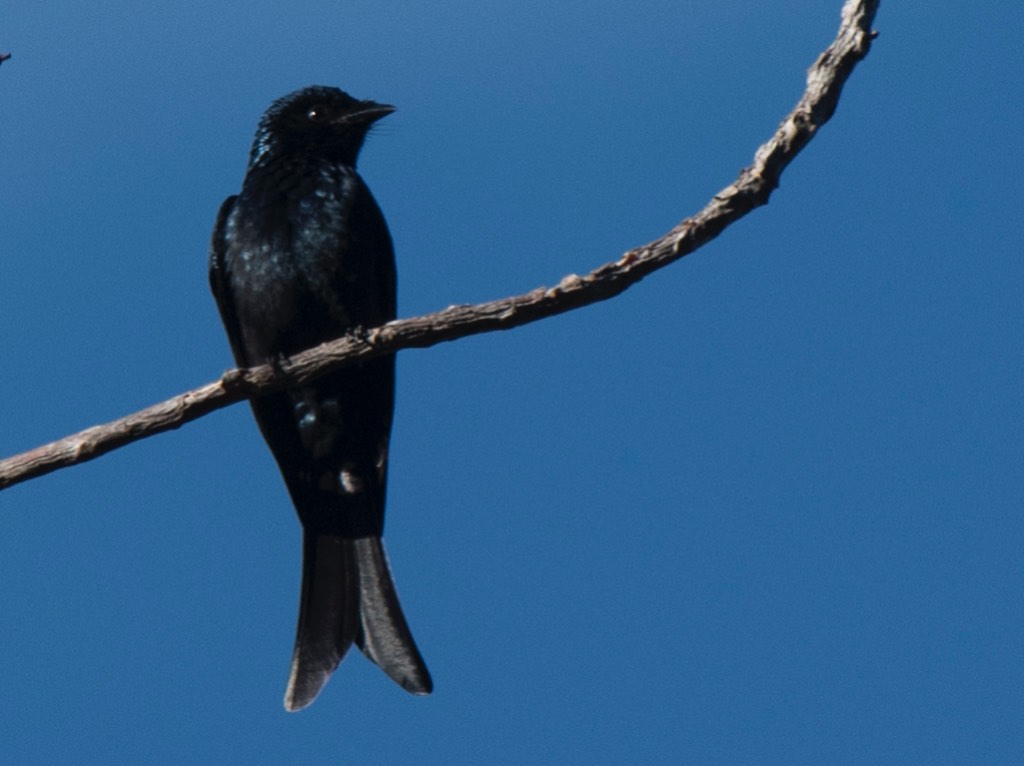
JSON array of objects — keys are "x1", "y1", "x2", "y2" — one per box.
[{"x1": 343, "y1": 102, "x2": 396, "y2": 126}]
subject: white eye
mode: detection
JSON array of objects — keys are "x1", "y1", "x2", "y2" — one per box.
[{"x1": 306, "y1": 105, "x2": 327, "y2": 121}]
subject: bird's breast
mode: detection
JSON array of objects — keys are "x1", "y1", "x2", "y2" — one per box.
[{"x1": 223, "y1": 163, "x2": 365, "y2": 360}]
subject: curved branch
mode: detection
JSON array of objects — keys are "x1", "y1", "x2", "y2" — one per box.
[{"x1": 0, "y1": 0, "x2": 879, "y2": 492}]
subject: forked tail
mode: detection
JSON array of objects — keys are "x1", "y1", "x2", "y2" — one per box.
[{"x1": 284, "y1": 532, "x2": 432, "y2": 711}]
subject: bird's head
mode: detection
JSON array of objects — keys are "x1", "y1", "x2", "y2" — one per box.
[{"x1": 249, "y1": 85, "x2": 395, "y2": 168}]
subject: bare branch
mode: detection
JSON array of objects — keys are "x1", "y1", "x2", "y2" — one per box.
[
  {"x1": 0, "y1": 52, "x2": 11, "y2": 66},
  {"x1": 0, "y1": 0, "x2": 879, "y2": 492}
]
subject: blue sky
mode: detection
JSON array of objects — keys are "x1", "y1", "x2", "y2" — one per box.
[{"x1": 2, "y1": 2, "x2": 1023, "y2": 763}]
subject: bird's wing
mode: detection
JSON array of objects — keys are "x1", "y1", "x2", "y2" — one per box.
[{"x1": 208, "y1": 195, "x2": 248, "y2": 363}]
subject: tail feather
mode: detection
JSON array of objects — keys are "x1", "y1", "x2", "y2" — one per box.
[
  {"x1": 354, "y1": 537, "x2": 433, "y2": 694},
  {"x1": 284, "y1": 533, "x2": 359, "y2": 711},
  {"x1": 284, "y1": 532, "x2": 431, "y2": 712}
]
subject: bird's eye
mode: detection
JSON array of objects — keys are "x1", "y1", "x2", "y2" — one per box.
[{"x1": 306, "y1": 105, "x2": 327, "y2": 121}]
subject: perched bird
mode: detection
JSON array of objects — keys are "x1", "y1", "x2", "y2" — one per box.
[{"x1": 209, "y1": 86, "x2": 431, "y2": 711}]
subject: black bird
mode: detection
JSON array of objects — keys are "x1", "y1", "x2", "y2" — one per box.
[{"x1": 209, "y1": 86, "x2": 431, "y2": 710}]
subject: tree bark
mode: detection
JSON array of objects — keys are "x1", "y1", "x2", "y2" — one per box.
[{"x1": 0, "y1": 0, "x2": 880, "y2": 492}]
